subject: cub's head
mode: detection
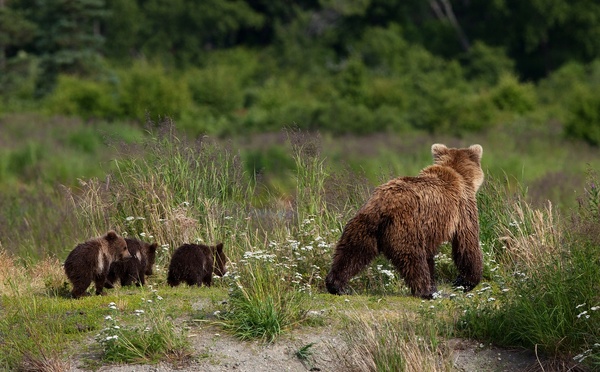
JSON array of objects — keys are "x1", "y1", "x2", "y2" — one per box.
[
  {"x1": 213, "y1": 243, "x2": 228, "y2": 277},
  {"x1": 431, "y1": 144, "x2": 484, "y2": 192},
  {"x1": 105, "y1": 230, "x2": 131, "y2": 261}
]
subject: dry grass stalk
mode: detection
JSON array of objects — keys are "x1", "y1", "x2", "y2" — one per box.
[
  {"x1": 339, "y1": 312, "x2": 453, "y2": 372},
  {"x1": 500, "y1": 201, "x2": 562, "y2": 271}
]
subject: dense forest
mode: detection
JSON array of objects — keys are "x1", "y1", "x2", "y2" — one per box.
[{"x1": 2, "y1": 0, "x2": 600, "y2": 142}]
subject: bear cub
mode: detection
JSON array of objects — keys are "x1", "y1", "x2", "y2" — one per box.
[
  {"x1": 64, "y1": 230, "x2": 131, "y2": 299},
  {"x1": 105, "y1": 238, "x2": 158, "y2": 288},
  {"x1": 326, "y1": 144, "x2": 485, "y2": 299},
  {"x1": 167, "y1": 243, "x2": 227, "y2": 287}
]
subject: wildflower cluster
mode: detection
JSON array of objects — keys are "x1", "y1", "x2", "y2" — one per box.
[
  {"x1": 95, "y1": 290, "x2": 188, "y2": 363},
  {"x1": 572, "y1": 302, "x2": 600, "y2": 364}
]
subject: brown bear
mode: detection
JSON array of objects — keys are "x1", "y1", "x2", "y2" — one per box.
[
  {"x1": 105, "y1": 238, "x2": 158, "y2": 288},
  {"x1": 325, "y1": 144, "x2": 484, "y2": 299},
  {"x1": 167, "y1": 243, "x2": 227, "y2": 287},
  {"x1": 64, "y1": 230, "x2": 131, "y2": 299}
]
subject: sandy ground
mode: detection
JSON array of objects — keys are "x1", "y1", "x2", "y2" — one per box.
[{"x1": 68, "y1": 322, "x2": 542, "y2": 372}]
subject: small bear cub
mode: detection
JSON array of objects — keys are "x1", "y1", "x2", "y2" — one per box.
[
  {"x1": 105, "y1": 238, "x2": 158, "y2": 288},
  {"x1": 167, "y1": 243, "x2": 227, "y2": 287},
  {"x1": 64, "y1": 230, "x2": 131, "y2": 298}
]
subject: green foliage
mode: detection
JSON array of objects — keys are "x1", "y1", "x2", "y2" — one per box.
[
  {"x1": 44, "y1": 75, "x2": 119, "y2": 119},
  {"x1": 461, "y1": 41, "x2": 515, "y2": 85},
  {"x1": 489, "y1": 74, "x2": 536, "y2": 114},
  {"x1": 15, "y1": 0, "x2": 108, "y2": 97},
  {"x1": 117, "y1": 62, "x2": 192, "y2": 122},
  {"x1": 187, "y1": 66, "x2": 244, "y2": 116},
  {"x1": 457, "y1": 177, "x2": 600, "y2": 370},
  {"x1": 97, "y1": 292, "x2": 191, "y2": 363},
  {"x1": 220, "y1": 254, "x2": 309, "y2": 342},
  {"x1": 565, "y1": 85, "x2": 600, "y2": 146},
  {"x1": 0, "y1": 292, "x2": 105, "y2": 370}
]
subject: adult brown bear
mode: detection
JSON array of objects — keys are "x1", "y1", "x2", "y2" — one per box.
[{"x1": 325, "y1": 144, "x2": 484, "y2": 299}]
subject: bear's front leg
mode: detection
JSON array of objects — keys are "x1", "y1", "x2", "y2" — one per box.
[{"x1": 94, "y1": 276, "x2": 107, "y2": 296}]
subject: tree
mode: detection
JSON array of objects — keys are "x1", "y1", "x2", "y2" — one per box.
[
  {"x1": 13, "y1": 0, "x2": 107, "y2": 96},
  {"x1": 0, "y1": 0, "x2": 36, "y2": 98}
]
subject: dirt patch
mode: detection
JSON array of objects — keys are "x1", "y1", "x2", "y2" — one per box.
[{"x1": 68, "y1": 323, "x2": 544, "y2": 372}]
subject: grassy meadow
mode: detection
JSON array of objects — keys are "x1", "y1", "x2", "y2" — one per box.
[{"x1": 0, "y1": 115, "x2": 599, "y2": 371}]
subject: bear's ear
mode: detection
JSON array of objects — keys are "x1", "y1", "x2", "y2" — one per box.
[
  {"x1": 148, "y1": 243, "x2": 158, "y2": 253},
  {"x1": 431, "y1": 143, "x2": 448, "y2": 161},
  {"x1": 216, "y1": 243, "x2": 224, "y2": 252},
  {"x1": 469, "y1": 144, "x2": 483, "y2": 160},
  {"x1": 105, "y1": 230, "x2": 118, "y2": 241}
]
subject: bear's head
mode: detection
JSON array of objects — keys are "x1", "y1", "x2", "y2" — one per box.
[
  {"x1": 105, "y1": 230, "x2": 131, "y2": 261},
  {"x1": 213, "y1": 243, "x2": 227, "y2": 277},
  {"x1": 431, "y1": 144, "x2": 484, "y2": 192}
]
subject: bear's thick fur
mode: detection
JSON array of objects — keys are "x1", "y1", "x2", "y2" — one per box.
[
  {"x1": 325, "y1": 144, "x2": 484, "y2": 299},
  {"x1": 167, "y1": 243, "x2": 227, "y2": 287},
  {"x1": 105, "y1": 238, "x2": 158, "y2": 288},
  {"x1": 64, "y1": 230, "x2": 131, "y2": 298}
]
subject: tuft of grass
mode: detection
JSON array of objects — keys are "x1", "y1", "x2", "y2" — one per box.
[
  {"x1": 338, "y1": 312, "x2": 453, "y2": 372},
  {"x1": 96, "y1": 291, "x2": 191, "y2": 364},
  {"x1": 457, "y1": 175, "x2": 600, "y2": 370},
  {"x1": 295, "y1": 342, "x2": 316, "y2": 361},
  {"x1": 219, "y1": 250, "x2": 309, "y2": 342}
]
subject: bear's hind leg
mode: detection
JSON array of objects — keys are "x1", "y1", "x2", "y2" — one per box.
[
  {"x1": 452, "y1": 231, "x2": 483, "y2": 292},
  {"x1": 71, "y1": 282, "x2": 91, "y2": 299},
  {"x1": 326, "y1": 237, "x2": 378, "y2": 295},
  {"x1": 387, "y1": 252, "x2": 434, "y2": 299},
  {"x1": 94, "y1": 276, "x2": 107, "y2": 296}
]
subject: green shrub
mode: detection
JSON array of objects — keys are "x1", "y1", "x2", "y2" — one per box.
[
  {"x1": 489, "y1": 74, "x2": 536, "y2": 114},
  {"x1": 461, "y1": 41, "x2": 515, "y2": 86},
  {"x1": 187, "y1": 65, "x2": 244, "y2": 116},
  {"x1": 43, "y1": 75, "x2": 119, "y2": 119},
  {"x1": 564, "y1": 85, "x2": 600, "y2": 146},
  {"x1": 118, "y1": 62, "x2": 192, "y2": 122}
]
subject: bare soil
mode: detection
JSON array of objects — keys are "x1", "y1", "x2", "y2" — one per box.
[{"x1": 68, "y1": 323, "x2": 542, "y2": 372}]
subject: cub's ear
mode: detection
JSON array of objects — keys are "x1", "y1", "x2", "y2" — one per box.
[
  {"x1": 216, "y1": 243, "x2": 224, "y2": 252},
  {"x1": 431, "y1": 143, "x2": 448, "y2": 161},
  {"x1": 105, "y1": 230, "x2": 118, "y2": 240},
  {"x1": 148, "y1": 243, "x2": 158, "y2": 253},
  {"x1": 469, "y1": 144, "x2": 483, "y2": 160}
]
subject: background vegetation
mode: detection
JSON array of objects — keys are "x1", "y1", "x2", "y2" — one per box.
[{"x1": 1, "y1": 0, "x2": 600, "y2": 370}]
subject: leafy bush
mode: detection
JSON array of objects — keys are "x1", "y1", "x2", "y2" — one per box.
[
  {"x1": 117, "y1": 62, "x2": 192, "y2": 122},
  {"x1": 564, "y1": 85, "x2": 600, "y2": 146},
  {"x1": 461, "y1": 41, "x2": 515, "y2": 86},
  {"x1": 489, "y1": 74, "x2": 536, "y2": 114},
  {"x1": 187, "y1": 65, "x2": 244, "y2": 116},
  {"x1": 43, "y1": 75, "x2": 119, "y2": 119}
]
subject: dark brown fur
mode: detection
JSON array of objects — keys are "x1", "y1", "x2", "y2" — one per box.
[
  {"x1": 64, "y1": 230, "x2": 131, "y2": 299},
  {"x1": 167, "y1": 243, "x2": 227, "y2": 287},
  {"x1": 105, "y1": 238, "x2": 158, "y2": 288},
  {"x1": 325, "y1": 144, "x2": 484, "y2": 299}
]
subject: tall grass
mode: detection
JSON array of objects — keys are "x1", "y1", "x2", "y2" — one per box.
[
  {"x1": 457, "y1": 174, "x2": 600, "y2": 370},
  {"x1": 338, "y1": 312, "x2": 453, "y2": 372}
]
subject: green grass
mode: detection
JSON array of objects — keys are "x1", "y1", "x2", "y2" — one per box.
[
  {"x1": 1, "y1": 115, "x2": 600, "y2": 370},
  {"x1": 96, "y1": 291, "x2": 191, "y2": 364}
]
